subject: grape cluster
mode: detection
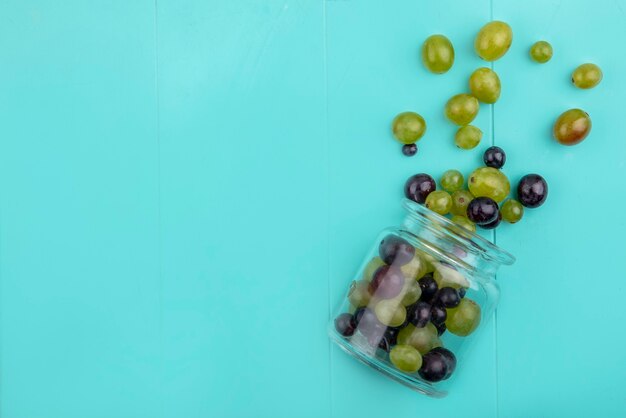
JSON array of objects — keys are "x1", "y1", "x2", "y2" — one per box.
[
  {"x1": 404, "y1": 147, "x2": 548, "y2": 230},
  {"x1": 334, "y1": 236, "x2": 475, "y2": 382},
  {"x1": 390, "y1": 21, "x2": 601, "y2": 155}
]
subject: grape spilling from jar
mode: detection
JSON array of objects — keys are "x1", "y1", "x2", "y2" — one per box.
[{"x1": 405, "y1": 146, "x2": 548, "y2": 230}]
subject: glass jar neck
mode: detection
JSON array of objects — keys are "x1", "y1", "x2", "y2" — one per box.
[{"x1": 400, "y1": 199, "x2": 515, "y2": 279}]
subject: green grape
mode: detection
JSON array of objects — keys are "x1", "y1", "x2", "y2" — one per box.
[
  {"x1": 469, "y1": 67, "x2": 501, "y2": 104},
  {"x1": 455, "y1": 125, "x2": 483, "y2": 149},
  {"x1": 422, "y1": 34, "x2": 455, "y2": 74},
  {"x1": 451, "y1": 190, "x2": 474, "y2": 216},
  {"x1": 397, "y1": 323, "x2": 441, "y2": 354},
  {"x1": 363, "y1": 257, "x2": 385, "y2": 281},
  {"x1": 572, "y1": 63, "x2": 602, "y2": 89},
  {"x1": 392, "y1": 112, "x2": 427, "y2": 144},
  {"x1": 416, "y1": 250, "x2": 437, "y2": 274},
  {"x1": 395, "y1": 277, "x2": 422, "y2": 306},
  {"x1": 451, "y1": 215, "x2": 476, "y2": 232},
  {"x1": 474, "y1": 21, "x2": 513, "y2": 61},
  {"x1": 433, "y1": 263, "x2": 470, "y2": 288},
  {"x1": 553, "y1": 108, "x2": 592, "y2": 146},
  {"x1": 440, "y1": 169, "x2": 464, "y2": 193},
  {"x1": 500, "y1": 199, "x2": 524, "y2": 223},
  {"x1": 348, "y1": 280, "x2": 371, "y2": 307},
  {"x1": 374, "y1": 300, "x2": 407, "y2": 327},
  {"x1": 445, "y1": 94, "x2": 479, "y2": 126},
  {"x1": 468, "y1": 167, "x2": 510, "y2": 203},
  {"x1": 425, "y1": 191, "x2": 452, "y2": 215},
  {"x1": 529, "y1": 41, "x2": 553, "y2": 63},
  {"x1": 390, "y1": 345, "x2": 423, "y2": 373},
  {"x1": 446, "y1": 298, "x2": 481, "y2": 336},
  {"x1": 400, "y1": 253, "x2": 427, "y2": 280}
]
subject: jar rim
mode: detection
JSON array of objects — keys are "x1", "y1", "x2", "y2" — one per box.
[{"x1": 402, "y1": 199, "x2": 515, "y2": 266}]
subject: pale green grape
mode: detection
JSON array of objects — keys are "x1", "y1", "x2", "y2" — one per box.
[
  {"x1": 501, "y1": 199, "x2": 524, "y2": 223},
  {"x1": 440, "y1": 170, "x2": 464, "y2": 193},
  {"x1": 390, "y1": 345, "x2": 423, "y2": 373},
  {"x1": 455, "y1": 125, "x2": 482, "y2": 149},
  {"x1": 530, "y1": 41, "x2": 552, "y2": 63},
  {"x1": 400, "y1": 253, "x2": 427, "y2": 280},
  {"x1": 469, "y1": 67, "x2": 501, "y2": 104},
  {"x1": 422, "y1": 34, "x2": 455, "y2": 74},
  {"x1": 397, "y1": 323, "x2": 441, "y2": 354},
  {"x1": 433, "y1": 263, "x2": 470, "y2": 289},
  {"x1": 445, "y1": 94, "x2": 479, "y2": 126},
  {"x1": 416, "y1": 250, "x2": 437, "y2": 274},
  {"x1": 474, "y1": 21, "x2": 513, "y2": 61},
  {"x1": 363, "y1": 257, "x2": 385, "y2": 281},
  {"x1": 392, "y1": 112, "x2": 427, "y2": 144},
  {"x1": 425, "y1": 191, "x2": 452, "y2": 215},
  {"x1": 375, "y1": 300, "x2": 407, "y2": 327},
  {"x1": 451, "y1": 215, "x2": 476, "y2": 232},
  {"x1": 468, "y1": 167, "x2": 510, "y2": 203},
  {"x1": 446, "y1": 298, "x2": 481, "y2": 336},
  {"x1": 348, "y1": 280, "x2": 371, "y2": 307},
  {"x1": 395, "y1": 277, "x2": 422, "y2": 306},
  {"x1": 451, "y1": 190, "x2": 474, "y2": 216},
  {"x1": 572, "y1": 63, "x2": 602, "y2": 89}
]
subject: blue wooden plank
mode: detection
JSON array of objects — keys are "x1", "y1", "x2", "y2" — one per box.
[
  {"x1": 326, "y1": 1, "x2": 500, "y2": 416},
  {"x1": 0, "y1": 1, "x2": 161, "y2": 417},
  {"x1": 493, "y1": 1, "x2": 626, "y2": 416},
  {"x1": 155, "y1": 1, "x2": 330, "y2": 417}
]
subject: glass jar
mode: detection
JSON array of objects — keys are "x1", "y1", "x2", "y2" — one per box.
[{"x1": 328, "y1": 199, "x2": 515, "y2": 397}]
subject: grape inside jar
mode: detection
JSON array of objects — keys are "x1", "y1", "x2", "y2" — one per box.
[{"x1": 329, "y1": 199, "x2": 515, "y2": 397}]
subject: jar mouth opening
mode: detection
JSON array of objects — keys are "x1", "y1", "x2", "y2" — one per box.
[{"x1": 402, "y1": 199, "x2": 515, "y2": 266}]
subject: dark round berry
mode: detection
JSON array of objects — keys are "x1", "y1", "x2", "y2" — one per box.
[
  {"x1": 458, "y1": 288, "x2": 467, "y2": 299},
  {"x1": 517, "y1": 174, "x2": 548, "y2": 208},
  {"x1": 418, "y1": 350, "x2": 449, "y2": 382},
  {"x1": 369, "y1": 266, "x2": 405, "y2": 299},
  {"x1": 479, "y1": 211, "x2": 502, "y2": 230},
  {"x1": 379, "y1": 235, "x2": 415, "y2": 266},
  {"x1": 402, "y1": 143, "x2": 418, "y2": 156},
  {"x1": 334, "y1": 313, "x2": 356, "y2": 337},
  {"x1": 353, "y1": 307, "x2": 381, "y2": 336},
  {"x1": 466, "y1": 197, "x2": 499, "y2": 225},
  {"x1": 404, "y1": 173, "x2": 436, "y2": 204},
  {"x1": 483, "y1": 146, "x2": 506, "y2": 169},
  {"x1": 435, "y1": 322, "x2": 446, "y2": 336},
  {"x1": 430, "y1": 303, "x2": 447, "y2": 325},
  {"x1": 407, "y1": 301, "x2": 431, "y2": 327},
  {"x1": 373, "y1": 327, "x2": 399, "y2": 352},
  {"x1": 437, "y1": 287, "x2": 461, "y2": 308},
  {"x1": 418, "y1": 275, "x2": 438, "y2": 302},
  {"x1": 430, "y1": 347, "x2": 457, "y2": 379}
]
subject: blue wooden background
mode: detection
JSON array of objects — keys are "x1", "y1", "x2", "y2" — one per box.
[{"x1": 1, "y1": 1, "x2": 625, "y2": 417}]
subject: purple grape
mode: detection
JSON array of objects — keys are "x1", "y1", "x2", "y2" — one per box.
[
  {"x1": 404, "y1": 173, "x2": 436, "y2": 204},
  {"x1": 437, "y1": 287, "x2": 461, "y2": 308},
  {"x1": 467, "y1": 197, "x2": 499, "y2": 225},
  {"x1": 479, "y1": 212, "x2": 502, "y2": 229},
  {"x1": 402, "y1": 143, "x2": 418, "y2": 156},
  {"x1": 418, "y1": 275, "x2": 438, "y2": 302},
  {"x1": 419, "y1": 350, "x2": 449, "y2": 382},
  {"x1": 379, "y1": 235, "x2": 415, "y2": 266},
  {"x1": 517, "y1": 174, "x2": 548, "y2": 208},
  {"x1": 369, "y1": 266, "x2": 405, "y2": 299},
  {"x1": 407, "y1": 301, "x2": 431, "y2": 327},
  {"x1": 334, "y1": 313, "x2": 356, "y2": 337},
  {"x1": 430, "y1": 303, "x2": 447, "y2": 325},
  {"x1": 483, "y1": 146, "x2": 506, "y2": 169},
  {"x1": 430, "y1": 347, "x2": 457, "y2": 379}
]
